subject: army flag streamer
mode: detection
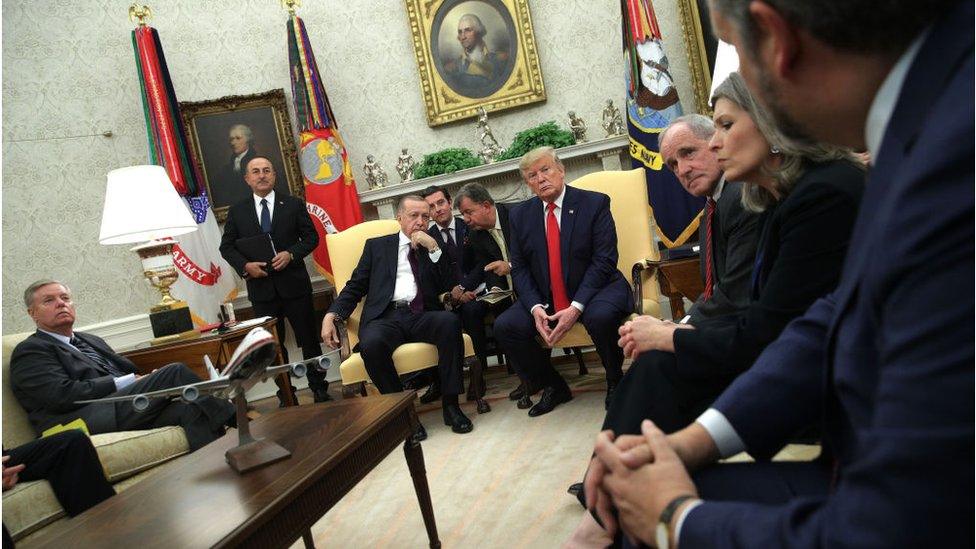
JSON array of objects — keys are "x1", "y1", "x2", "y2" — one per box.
[
  {"x1": 287, "y1": 14, "x2": 364, "y2": 281},
  {"x1": 132, "y1": 24, "x2": 237, "y2": 324},
  {"x1": 623, "y1": 0, "x2": 705, "y2": 248}
]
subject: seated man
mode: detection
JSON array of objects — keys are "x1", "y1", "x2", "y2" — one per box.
[
  {"x1": 10, "y1": 280, "x2": 235, "y2": 452},
  {"x1": 321, "y1": 195, "x2": 473, "y2": 441},
  {"x1": 658, "y1": 114, "x2": 758, "y2": 323},
  {"x1": 494, "y1": 146, "x2": 632, "y2": 416},
  {"x1": 3, "y1": 430, "x2": 115, "y2": 545},
  {"x1": 452, "y1": 182, "x2": 518, "y2": 414}
]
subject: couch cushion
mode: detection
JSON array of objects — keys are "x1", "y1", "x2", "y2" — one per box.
[
  {"x1": 92, "y1": 426, "x2": 189, "y2": 483},
  {"x1": 1, "y1": 479, "x2": 65, "y2": 541},
  {"x1": 3, "y1": 332, "x2": 37, "y2": 449}
]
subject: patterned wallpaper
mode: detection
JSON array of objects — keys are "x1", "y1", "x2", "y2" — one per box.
[{"x1": 1, "y1": 0, "x2": 701, "y2": 333}]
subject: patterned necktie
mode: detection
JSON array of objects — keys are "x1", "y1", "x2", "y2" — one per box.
[
  {"x1": 260, "y1": 198, "x2": 272, "y2": 233},
  {"x1": 546, "y1": 202, "x2": 570, "y2": 311},
  {"x1": 702, "y1": 198, "x2": 716, "y2": 300},
  {"x1": 406, "y1": 248, "x2": 424, "y2": 313},
  {"x1": 72, "y1": 337, "x2": 125, "y2": 377}
]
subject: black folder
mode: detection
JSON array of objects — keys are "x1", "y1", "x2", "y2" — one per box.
[{"x1": 235, "y1": 233, "x2": 277, "y2": 266}]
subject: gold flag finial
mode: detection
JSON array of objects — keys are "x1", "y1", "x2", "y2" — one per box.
[
  {"x1": 281, "y1": 0, "x2": 301, "y2": 15},
  {"x1": 129, "y1": 4, "x2": 152, "y2": 26}
]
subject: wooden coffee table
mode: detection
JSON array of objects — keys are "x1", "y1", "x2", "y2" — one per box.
[{"x1": 24, "y1": 393, "x2": 440, "y2": 548}]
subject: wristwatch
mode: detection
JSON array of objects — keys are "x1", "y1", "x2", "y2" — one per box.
[{"x1": 655, "y1": 494, "x2": 697, "y2": 549}]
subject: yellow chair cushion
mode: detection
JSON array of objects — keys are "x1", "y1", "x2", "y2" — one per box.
[{"x1": 340, "y1": 334, "x2": 475, "y2": 385}]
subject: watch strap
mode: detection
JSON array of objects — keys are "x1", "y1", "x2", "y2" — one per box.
[{"x1": 659, "y1": 494, "x2": 697, "y2": 529}]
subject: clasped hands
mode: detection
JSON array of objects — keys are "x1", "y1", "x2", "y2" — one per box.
[
  {"x1": 584, "y1": 420, "x2": 698, "y2": 546},
  {"x1": 533, "y1": 304, "x2": 581, "y2": 346},
  {"x1": 618, "y1": 315, "x2": 694, "y2": 358},
  {"x1": 244, "y1": 251, "x2": 293, "y2": 278}
]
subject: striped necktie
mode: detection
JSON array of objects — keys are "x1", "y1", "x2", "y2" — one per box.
[{"x1": 71, "y1": 336, "x2": 125, "y2": 376}]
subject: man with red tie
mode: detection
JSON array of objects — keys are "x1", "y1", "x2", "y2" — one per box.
[
  {"x1": 494, "y1": 147, "x2": 633, "y2": 416},
  {"x1": 659, "y1": 114, "x2": 758, "y2": 324}
]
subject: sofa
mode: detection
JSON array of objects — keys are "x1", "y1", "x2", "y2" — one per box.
[{"x1": 2, "y1": 332, "x2": 191, "y2": 542}]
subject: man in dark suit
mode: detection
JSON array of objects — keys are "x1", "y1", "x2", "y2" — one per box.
[
  {"x1": 494, "y1": 147, "x2": 633, "y2": 417},
  {"x1": 578, "y1": 2, "x2": 973, "y2": 547},
  {"x1": 321, "y1": 195, "x2": 474, "y2": 441},
  {"x1": 452, "y1": 182, "x2": 517, "y2": 414},
  {"x1": 10, "y1": 280, "x2": 235, "y2": 452},
  {"x1": 659, "y1": 114, "x2": 758, "y2": 323},
  {"x1": 219, "y1": 156, "x2": 329, "y2": 405}
]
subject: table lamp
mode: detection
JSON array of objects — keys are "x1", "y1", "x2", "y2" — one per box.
[{"x1": 99, "y1": 165, "x2": 198, "y2": 340}]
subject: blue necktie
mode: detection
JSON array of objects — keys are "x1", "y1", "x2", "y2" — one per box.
[{"x1": 260, "y1": 198, "x2": 271, "y2": 233}]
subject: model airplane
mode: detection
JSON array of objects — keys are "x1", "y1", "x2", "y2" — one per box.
[{"x1": 76, "y1": 327, "x2": 339, "y2": 411}]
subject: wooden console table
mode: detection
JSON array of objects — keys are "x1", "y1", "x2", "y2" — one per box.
[
  {"x1": 646, "y1": 255, "x2": 704, "y2": 320},
  {"x1": 121, "y1": 317, "x2": 297, "y2": 406},
  {"x1": 24, "y1": 393, "x2": 439, "y2": 549}
]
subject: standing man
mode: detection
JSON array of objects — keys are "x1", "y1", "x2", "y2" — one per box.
[
  {"x1": 495, "y1": 147, "x2": 632, "y2": 416},
  {"x1": 10, "y1": 280, "x2": 235, "y2": 451},
  {"x1": 453, "y1": 182, "x2": 517, "y2": 414},
  {"x1": 219, "y1": 157, "x2": 330, "y2": 404},
  {"x1": 658, "y1": 113, "x2": 758, "y2": 323},
  {"x1": 579, "y1": 1, "x2": 973, "y2": 547},
  {"x1": 321, "y1": 195, "x2": 473, "y2": 441}
]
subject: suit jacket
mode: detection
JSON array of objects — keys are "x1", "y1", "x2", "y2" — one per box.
[
  {"x1": 10, "y1": 331, "x2": 139, "y2": 434},
  {"x1": 687, "y1": 180, "x2": 759, "y2": 323},
  {"x1": 329, "y1": 234, "x2": 453, "y2": 328},
  {"x1": 219, "y1": 193, "x2": 318, "y2": 303},
  {"x1": 507, "y1": 186, "x2": 631, "y2": 312},
  {"x1": 673, "y1": 160, "x2": 864, "y2": 381},
  {"x1": 683, "y1": 5, "x2": 974, "y2": 547},
  {"x1": 459, "y1": 202, "x2": 514, "y2": 292},
  {"x1": 427, "y1": 216, "x2": 472, "y2": 285}
]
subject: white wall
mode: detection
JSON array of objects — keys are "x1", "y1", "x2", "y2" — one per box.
[{"x1": 1, "y1": 0, "x2": 701, "y2": 334}]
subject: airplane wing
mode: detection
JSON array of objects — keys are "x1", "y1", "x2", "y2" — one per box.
[{"x1": 75, "y1": 377, "x2": 230, "y2": 406}]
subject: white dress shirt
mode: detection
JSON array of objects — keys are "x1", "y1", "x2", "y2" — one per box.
[
  {"x1": 41, "y1": 329, "x2": 136, "y2": 390},
  {"x1": 430, "y1": 216, "x2": 458, "y2": 245},
  {"x1": 391, "y1": 232, "x2": 443, "y2": 303}
]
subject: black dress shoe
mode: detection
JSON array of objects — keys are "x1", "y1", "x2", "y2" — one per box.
[
  {"x1": 419, "y1": 384, "x2": 442, "y2": 404},
  {"x1": 508, "y1": 383, "x2": 526, "y2": 401},
  {"x1": 516, "y1": 394, "x2": 533, "y2": 409},
  {"x1": 476, "y1": 398, "x2": 491, "y2": 414},
  {"x1": 442, "y1": 404, "x2": 473, "y2": 434},
  {"x1": 410, "y1": 424, "x2": 428, "y2": 444},
  {"x1": 312, "y1": 387, "x2": 333, "y2": 403},
  {"x1": 528, "y1": 386, "x2": 573, "y2": 417},
  {"x1": 567, "y1": 482, "x2": 587, "y2": 508}
]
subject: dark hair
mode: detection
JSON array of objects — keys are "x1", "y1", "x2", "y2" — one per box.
[
  {"x1": 396, "y1": 194, "x2": 427, "y2": 213},
  {"x1": 453, "y1": 182, "x2": 495, "y2": 209},
  {"x1": 420, "y1": 185, "x2": 450, "y2": 202},
  {"x1": 710, "y1": 0, "x2": 954, "y2": 57},
  {"x1": 244, "y1": 156, "x2": 274, "y2": 172}
]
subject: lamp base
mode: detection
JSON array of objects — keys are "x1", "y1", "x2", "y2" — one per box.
[{"x1": 149, "y1": 304, "x2": 193, "y2": 339}]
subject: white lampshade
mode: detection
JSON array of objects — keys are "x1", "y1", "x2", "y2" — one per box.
[{"x1": 99, "y1": 165, "x2": 198, "y2": 245}]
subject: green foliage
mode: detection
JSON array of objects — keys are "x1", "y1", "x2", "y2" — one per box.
[
  {"x1": 413, "y1": 147, "x2": 483, "y2": 179},
  {"x1": 497, "y1": 121, "x2": 576, "y2": 161}
]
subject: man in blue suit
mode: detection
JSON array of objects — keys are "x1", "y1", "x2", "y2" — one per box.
[
  {"x1": 494, "y1": 147, "x2": 632, "y2": 417},
  {"x1": 572, "y1": 1, "x2": 973, "y2": 547}
]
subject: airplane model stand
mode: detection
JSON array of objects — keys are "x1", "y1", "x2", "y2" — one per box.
[{"x1": 225, "y1": 393, "x2": 291, "y2": 474}]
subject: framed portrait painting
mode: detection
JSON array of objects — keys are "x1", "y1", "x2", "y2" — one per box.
[
  {"x1": 180, "y1": 89, "x2": 304, "y2": 222},
  {"x1": 677, "y1": 0, "x2": 718, "y2": 115},
  {"x1": 406, "y1": 0, "x2": 546, "y2": 126}
]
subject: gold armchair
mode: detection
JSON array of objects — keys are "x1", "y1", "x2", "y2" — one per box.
[{"x1": 327, "y1": 220, "x2": 474, "y2": 396}]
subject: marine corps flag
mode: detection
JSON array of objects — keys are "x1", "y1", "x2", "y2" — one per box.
[
  {"x1": 131, "y1": 24, "x2": 237, "y2": 325},
  {"x1": 287, "y1": 14, "x2": 364, "y2": 281},
  {"x1": 623, "y1": 0, "x2": 705, "y2": 248}
]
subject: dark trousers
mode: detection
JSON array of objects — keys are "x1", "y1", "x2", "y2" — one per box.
[
  {"x1": 602, "y1": 350, "x2": 730, "y2": 436},
  {"x1": 3, "y1": 430, "x2": 115, "y2": 517},
  {"x1": 494, "y1": 292, "x2": 629, "y2": 390},
  {"x1": 252, "y1": 293, "x2": 327, "y2": 392},
  {"x1": 111, "y1": 363, "x2": 235, "y2": 451},
  {"x1": 458, "y1": 297, "x2": 512, "y2": 399},
  {"x1": 358, "y1": 307, "x2": 464, "y2": 396}
]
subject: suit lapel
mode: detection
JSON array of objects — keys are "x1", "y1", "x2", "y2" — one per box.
[
  {"x1": 559, "y1": 187, "x2": 578, "y2": 281},
  {"x1": 245, "y1": 198, "x2": 262, "y2": 233},
  {"x1": 386, "y1": 234, "x2": 400, "y2": 284},
  {"x1": 527, "y1": 198, "x2": 550, "y2": 290},
  {"x1": 270, "y1": 196, "x2": 287, "y2": 233},
  {"x1": 37, "y1": 331, "x2": 110, "y2": 375}
]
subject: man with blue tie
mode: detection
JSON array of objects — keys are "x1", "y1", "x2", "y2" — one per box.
[
  {"x1": 494, "y1": 147, "x2": 632, "y2": 416},
  {"x1": 219, "y1": 157, "x2": 329, "y2": 404},
  {"x1": 575, "y1": 1, "x2": 973, "y2": 547}
]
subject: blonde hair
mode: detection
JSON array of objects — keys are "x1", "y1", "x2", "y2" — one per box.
[{"x1": 518, "y1": 146, "x2": 563, "y2": 173}]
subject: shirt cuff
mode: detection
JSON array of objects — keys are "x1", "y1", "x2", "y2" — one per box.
[
  {"x1": 571, "y1": 301, "x2": 585, "y2": 313},
  {"x1": 530, "y1": 303, "x2": 547, "y2": 314},
  {"x1": 696, "y1": 408, "x2": 746, "y2": 458},
  {"x1": 114, "y1": 373, "x2": 137, "y2": 391},
  {"x1": 429, "y1": 248, "x2": 442, "y2": 262},
  {"x1": 673, "y1": 499, "x2": 705, "y2": 548}
]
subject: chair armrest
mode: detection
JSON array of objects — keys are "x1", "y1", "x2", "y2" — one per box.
[
  {"x1": 631, "y1": 259, "x2": 661, "y2": 315},
  {"x1": 334, "y1": 318, "x2": 352, "y2": 361}
]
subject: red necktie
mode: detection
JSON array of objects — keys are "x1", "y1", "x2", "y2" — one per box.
[
  {"x1": 546, "y1": 202, "x2": 570, "y2": 311},
  {"x1": 702, "y1": 198, "x2": 716, "y2": 300}
]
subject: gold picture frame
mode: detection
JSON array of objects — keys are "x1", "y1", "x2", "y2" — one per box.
[
  {"x1": 180, "y1": 89, "x2": 304, "y2": 223},
  {"x1": 677, "y1": 0, "x2": 717, "y2": 115},
  {"x1": 406, "y1": 0, "x2": 546, "y2": 126}
]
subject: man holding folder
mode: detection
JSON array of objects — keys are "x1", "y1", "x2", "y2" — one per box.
[{"x1": 219, "y1": 156, "x2": 329, "y2": 404}]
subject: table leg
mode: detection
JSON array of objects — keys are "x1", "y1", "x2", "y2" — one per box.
[
  {"x1": 275, "y1": 373, "x2": 297, "y2": 407},
  {"x1": 403, "y1": 438, "x2": 441, "y2": 549}
]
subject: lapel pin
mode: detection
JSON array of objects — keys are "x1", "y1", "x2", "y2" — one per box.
[{"x1": 568, "y1": 209, "x2": 574, "y2": 214}]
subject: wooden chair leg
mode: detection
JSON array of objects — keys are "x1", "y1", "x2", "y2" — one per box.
[
  {"x1": 342, "y1": 382, "x2": 366, "y2": 399},
  {"x1": 573, "y1": 347, "x2": 588, "y2": 376}
]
